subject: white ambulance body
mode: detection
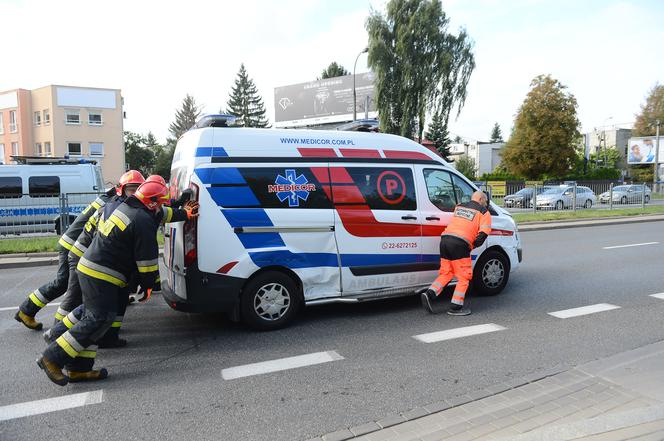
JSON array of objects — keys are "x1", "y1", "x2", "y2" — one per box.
[{"x1": 162, "y1": 122, "x2": 522, "y2": 330}]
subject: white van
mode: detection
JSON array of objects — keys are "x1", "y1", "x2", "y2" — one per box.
[
  {"x1": 162, "y1": 119, "x2": 522, "y2": 330},
  {"x1": 0, "y1": 160, "x2": 104, "y2": 235}
]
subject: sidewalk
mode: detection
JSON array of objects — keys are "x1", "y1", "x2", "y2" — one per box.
[
  {"x1": 517, "y1": 213, "x2": 664, "y2": 232},
  {"x1": 315, "y1": 341, "x2": 664, "y2": 441}
]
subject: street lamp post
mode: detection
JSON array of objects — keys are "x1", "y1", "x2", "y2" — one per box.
[
  {"x1": 654, "y1": 119, "x2": 661, "y2": 191},
  {"x1": 353, "y1": 47, "x2": 369, "y2": 121}
]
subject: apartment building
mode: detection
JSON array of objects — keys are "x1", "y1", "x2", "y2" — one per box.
[{"x1": 0, "y1": 85, "x2": 125, "y2": 182}]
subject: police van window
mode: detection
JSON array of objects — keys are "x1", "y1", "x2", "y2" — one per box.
[
  {"x1": 28, "y1": 176, "x2": 60, "y2": 196},
  {"x1": 345, "y1": 167, "x2": 416, "y2": 211},
  {"x1": 451, "y1": 173, "x2": 474, "y2": 204},
  {"x1": 0, "y1": 177, "x2": 22, "y2": 197},
  {"x1": 423, "y1": 169, "x2": 456, "y2": 212}
]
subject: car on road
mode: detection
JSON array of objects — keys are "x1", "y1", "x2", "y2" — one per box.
[
  {"x1": 534, "y1": 185, "x2": 597, "y2": 210},
  {"x1": 162, "y1": 114, "x2": 523, "y2": 331},
  {"x1": 598, "y1": 184, "x2": 651, "y2": 204},
  {"x1": 503, "y1": 187, "x2": 551, "y2": 208}
]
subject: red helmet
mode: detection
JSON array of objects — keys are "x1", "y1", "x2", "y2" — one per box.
[
  {"x1": 135, "y1": 180, "x2": 170, "y2": 211},
  {"x1": 145, "y1": 175, "x2": 167, "y2": 187},
  {"x1": 117, "y1": 170, "x2": 145, "y2": 196}
]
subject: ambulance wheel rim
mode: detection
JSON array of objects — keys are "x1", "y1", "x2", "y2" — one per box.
[
  {"x1": 254, "y1": 283, "x2": 291, "y2": 321},
  {"x1": 482, "y1": 259, "x2": 504, "y2": 288}
]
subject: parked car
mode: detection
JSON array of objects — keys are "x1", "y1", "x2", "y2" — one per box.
[
  {"x1": 534, "y1": 185, "x2": 596, "y2": 210},
  {"x1": 599, "y1": 184, "x2": 651, "y2": 204},
  {"x1": 503, "y1": 187, "x2": 551, "y2": 208}
]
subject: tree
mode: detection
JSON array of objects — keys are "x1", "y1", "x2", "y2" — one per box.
[
  {"x1": 454, "y1": 155, "x2": 476, "y2": 180},
  {"x1": 225, "y1": 63, "x2": 270, "y2": 128},
  {"x1": 425, "y1": 110, "x2": 452, "y2": 161},
  {"x1": 632, "y1": 83, "x2": 663, "y2": 136},
  {"x1": 169, "y1": 94, "x2": 202, "y2": 139},
  {"x1": 153, "y1": 142, "x2": 175, "y2": 180},
  {"x1": 501, "y1": 75, "x2": 580, "y2": 179},
  {"x1": 489, "y1": 122, "x2": 503, "y2": 143},
  {"x1": 453, "y1": 135, "x2": 462, "y2": 143},
  {"x1": 124, "y1": 131, "x2": 155, "y2": 175},
  {"x1": 366, "y1": 0, "x2": 475, "y2": 141},
  {"x1": 319, "y1": 62, "x2": 350, "y2": 79}
]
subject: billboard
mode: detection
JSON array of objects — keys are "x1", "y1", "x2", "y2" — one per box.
[
  {"x1": 628, "y1": 137, "x2": 663, "y2": 164},
  {"x1": 274, "y1": 72, "x2": 376, "y2": 128}
]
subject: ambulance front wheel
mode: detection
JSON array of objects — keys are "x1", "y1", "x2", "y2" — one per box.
[
  {"x1": 473, "y1": 250, "x2": 510, "y2": 296},
  {"x1": 240, "y1": 271, "x2": 302, "y2": 331}
]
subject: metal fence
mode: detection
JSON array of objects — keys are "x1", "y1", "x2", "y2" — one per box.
[
  {"x1": 0, "y1": 192, "x2": 101, "y2": 237},
  {"x1": 477, "y1": 181, "x2": 664, "y2": 213}
]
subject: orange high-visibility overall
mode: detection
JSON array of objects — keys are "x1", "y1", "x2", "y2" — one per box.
[{"x1": 428, "y1": 200, "x2": 492, "y2": 306}]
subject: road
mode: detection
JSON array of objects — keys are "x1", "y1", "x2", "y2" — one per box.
[{"x1": 1, "y1": 221, "x2": 664, "y2": 440}]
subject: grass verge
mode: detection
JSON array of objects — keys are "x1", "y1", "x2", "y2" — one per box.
[
  {"x1": 0, "y1": 231, "x2": 165, "y2": 255},
  {"x1": 513, "y1": 205, "x2": 664, "y2": 223}
]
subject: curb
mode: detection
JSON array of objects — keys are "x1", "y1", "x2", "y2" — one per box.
[
  {"x1": 0, "y1": 251, "x2": 59, "y2": 259},
  {"x1": 0, "y1": 249, "x2": 164, "y2": 270},
  {"x1": 517, "y1": 214, "x2": 664, "y2": 232},
  {"x1": 310, "y1": 367, "x2": 567, "y2": 441}
]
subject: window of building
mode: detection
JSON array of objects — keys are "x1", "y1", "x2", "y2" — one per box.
[
  {"x1": 9, "y1": 110, "x2": 17, "y2": 132},
  {"x1": 43, "y1": 109, "x2": 50, "y2": 125},
  {"x1": 89, "y1": 142, "x2": 104, "y2": 156},
  {"x1": 0, "y1": 144, "x2": 4, "y2": 164},
  {"x1": 0, "y1": 177, "x2": 22, "y2": 197},
  {"x1": 0, "y1": 113, "x2": 4, "y2": 134},
  {"x1": 34, "y1": 111, "x2": 41, "y2": 126},
  {"x1": 88, "y1": 111, "x2": 103, "y2": 126},
  {"x1": 65, "y1": 110, "x2": 80, "y2": 125},
  {"x1": 44, "y1": 142, "x2": 52, "y2": 156},
  {"x1": 67, "y1": 142, "x2": 82, "y2": 156},
  {"x1": 342, "y1": 167, "x2": 417, "y2": 211},
  {"x1": 35, "y1": 142, "x2": 43, "y2": 156},
  {"x1": 11, "y1": 142, "x2": 19, "y2": 156},
  {"x1": 29, "y1": 176, "x2": 60, "y2": 195}
]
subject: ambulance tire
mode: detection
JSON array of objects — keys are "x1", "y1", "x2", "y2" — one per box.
[
  {"x1": 240, "y1": 271, "x2": 302, "y2": 331},
  {"x1": 472, "y1": 250, "x2": 509, "y2": 296}
]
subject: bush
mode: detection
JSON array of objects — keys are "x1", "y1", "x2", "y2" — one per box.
[{"x1": 479, "y1": 171, "x2": 522, "y2": 181}]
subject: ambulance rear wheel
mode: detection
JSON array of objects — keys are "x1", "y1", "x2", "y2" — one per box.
[
  {"x1": 240, "y1": 271, "x2": 301, "y2": 331},
  {"x1": 473, "y1": 250, "x2": 509, "y2": 296}
]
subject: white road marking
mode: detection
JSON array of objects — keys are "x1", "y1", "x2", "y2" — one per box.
[
  {"x1": 413, "y1": 324, "x2": 506, "y2": 343},
  {"x1": 548, "y1": 303, "x2": 620, "y2": 319},
  {"x1": 222, "y1": 351, "x2": 344, "y2": 380},
  {"x1": 0, "y1": 390, "x2": 103, "y2": 422},
  {"x1": 0, "y1": 302, "x2": 61, "y2": 312},
  {"x1": 650, "y1": 293, "x2": 664, "y2": 300},
  {"x1": 602, "y1": 242, "x2": 659, "y2": 250}
]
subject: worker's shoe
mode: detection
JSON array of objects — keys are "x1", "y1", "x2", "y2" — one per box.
[
  {"x1": 98, "y1": 338, "x2": 127, "y2": 349},
  {"x1": 37, "y1": 356, "x2": 68, "y2": 386},
  {"x1": 68, "y1": 368, "x2": 108, "y2": 382},
  {"x1": 447, "y1": 304, "x2": 471, "y2": 316},
  {"x1": 15, "y1": 311, "x2": 43, "y2": 330},
  {"x1": 421, "y1": 289, "x2": 438, "y2": 314}
]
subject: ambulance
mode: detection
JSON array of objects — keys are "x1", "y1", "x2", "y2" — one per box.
[{"x1": 162, "y1": 115, "x2": 522, "y2": 330}]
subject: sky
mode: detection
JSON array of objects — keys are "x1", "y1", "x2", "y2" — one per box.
[{"x1": 1, "y1": 0, "x2": 662, "y2": 143}]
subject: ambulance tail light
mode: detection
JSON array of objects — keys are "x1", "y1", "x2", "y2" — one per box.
[{"x1": 183, "y1": 183, "x2": 199, "y2": 267}]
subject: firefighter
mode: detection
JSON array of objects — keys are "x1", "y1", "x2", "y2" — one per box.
[
  {"x1": 421, "y1": 191, "x2": 492, "y2": 316},
  {"x1": 42, "y1": 170, "x2": 145, "y2": 344},
  {"x1": 14, "y1": 184, "x2": 120, "y2": 331},
  {"x1": 37, "y1": 179, "x2": 169, "y2": 385}
]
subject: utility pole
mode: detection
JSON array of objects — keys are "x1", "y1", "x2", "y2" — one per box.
[{"x1": 654, "y1": 119, "x2": 661, "y2": 191}]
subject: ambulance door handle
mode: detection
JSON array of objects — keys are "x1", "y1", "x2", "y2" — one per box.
[
  {"x1": 426, "y1": 216, "x2": 440, "y2": 221},
  {"x1": 401, "y1": 215, "x2": 417, "y2": 220}
]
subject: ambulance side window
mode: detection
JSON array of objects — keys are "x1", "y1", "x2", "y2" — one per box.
[
  {"x1": 345, "y1": 167, "x2": 416, "y2": 211},
  {"x1": 423, "y1": 169, "x2": 455, "y2": 212},
  {"x1": 451, "y1": 174, "x2": 474, "y2": 204}
]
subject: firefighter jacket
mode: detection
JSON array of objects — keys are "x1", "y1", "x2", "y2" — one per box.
[
  {"x1": 77, "y1": 196, "x2": 160, "y2": 290},
  {"x1": 57, "y1": 192, "x2": 113, "y2": 252},
  {"x1": 442, "y1": 200, "x2": 492, "y2": 248},
  {"x1": 69, "y1": 195, "x2": 124, "y2": 259}
]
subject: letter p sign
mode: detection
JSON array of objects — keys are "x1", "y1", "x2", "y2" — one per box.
[
  {"x1": 377, "y1": 170, "x2": 407, "y2": 205},
  {"x1": 385, "y1": 179, "x2": 398, "y2": 196}
]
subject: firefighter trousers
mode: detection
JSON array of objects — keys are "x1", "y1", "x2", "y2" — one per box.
[
  {"x1": 19, "y1": 248, "x2": 69, "y2": 317},
  {"x1": 428, "y1": 236, "x2": 473, "y2": 306},
  {"x1": 43, "y1": 271, "x2": 119, "y2": 369},
  {"x1": 53, "y1": 255, "x2": 81, "y2": 323}
]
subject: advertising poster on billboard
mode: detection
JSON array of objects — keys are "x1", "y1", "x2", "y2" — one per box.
[
  {"x1": 628, "y1": 137, "x2": 663, "y2": 164},
  {"x1": 274, "y1": 72, "x2": 376, "y2": 127}
]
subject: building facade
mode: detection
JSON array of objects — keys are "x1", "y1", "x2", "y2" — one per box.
[
  {"x1": 449, "y1": 141, "x2": 505, "y2": 177},
  {"x1": 0, "y1": 85, "x2": 125, "y2": 182},
  {"x1": 584, "y1": 127, "x2": 632, "y2": 170}
]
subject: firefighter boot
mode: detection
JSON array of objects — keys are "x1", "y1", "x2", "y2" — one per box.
[
  {"x1": 420, "y1": 289, "x2": 439, "y2": 314},
  {"x1": 15, "y1": 311, "x2": 43, "y2": 331},
  {"x1": 68, "y1": 368, "x2": 109, "y2": 382},
  {"x1": 37, "y1": 356, "x2": 69, "y2": 386}
]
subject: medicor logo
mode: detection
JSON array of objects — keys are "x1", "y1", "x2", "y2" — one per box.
[{"x1": 268, "y1": 169, "x2": 316, "y2": 207}]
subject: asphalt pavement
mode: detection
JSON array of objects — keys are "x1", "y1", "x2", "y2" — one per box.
[{"x1": 1, "y1": 221, "x2": 664, "y2": 441}]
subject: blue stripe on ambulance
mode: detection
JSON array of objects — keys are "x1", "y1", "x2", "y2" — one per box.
[{"x1": 195, "y1": 147, "x2": 228, "y2": 157}]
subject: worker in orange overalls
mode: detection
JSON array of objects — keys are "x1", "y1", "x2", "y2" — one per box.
[{"x1": 421, "y1": 191, "x2": 492, "y2": 316}]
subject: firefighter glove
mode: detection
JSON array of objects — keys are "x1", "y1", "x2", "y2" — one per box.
[
  {"x1": 138, "y1": 287, "x2": 153, "y2": 303},
  {"x1": 473, "y1": 232, "x2": 488, "y2": 248},
  {"x1": 172, "y1": 189, "x2": 193, "y2": 208},
  {"x1": 183, "y1": 200, "x2": 200, "y2": 220}
]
